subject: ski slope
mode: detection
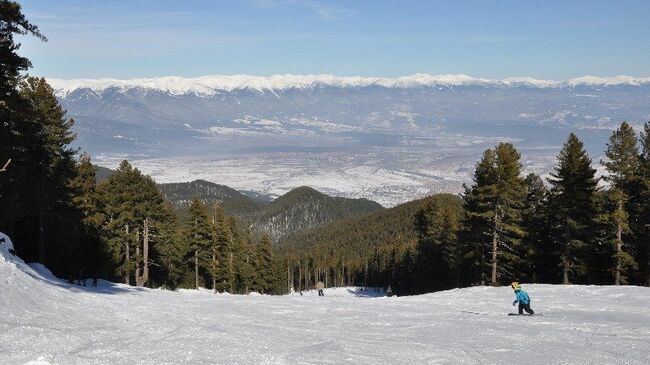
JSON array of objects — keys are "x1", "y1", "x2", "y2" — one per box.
[{"x1": 1, "y1": 233, "x2": 649, "y2": 364}]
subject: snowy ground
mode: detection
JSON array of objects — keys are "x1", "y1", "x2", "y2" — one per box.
[{"x1": 1, "y1": 233, "x2": 649, "y2": 364}]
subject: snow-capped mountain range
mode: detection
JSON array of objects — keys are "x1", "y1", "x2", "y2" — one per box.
[
  {"x1": 50, "y1": 74, "x2": 650, "y2": 206},
  {"x1": 49, "y1": 73, "x2": 650, "y2": 97}
]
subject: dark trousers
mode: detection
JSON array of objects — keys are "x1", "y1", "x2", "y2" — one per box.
[
  {"x1": 518, "y1": 302, "x2": 534, "y2": 315},
  {"x1": 318, "y1": 290, "x2": 324, "y2": 296}
]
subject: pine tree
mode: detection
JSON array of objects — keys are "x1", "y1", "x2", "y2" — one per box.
[
  {"x1": 0, "y1": 4, "x2": 47, "y2": 232},
  {"x1": 230, "y1": 217, "x2": 254, "y2": 293},
  {"x1": 153, "y1": 202, "x2": 187, "y2": 289},
  {"x1": 415, "y1": 194, "x2": 463, "y2": 292},
  {"x1": 211, "y1": 203, "x2": 231, "y2": 292},
  {"x1": 69, "y1": 154, "x2": 107, "y2": 281},
  {"x1": 521, "y1": 173, "x2": 549, "y2": 282},
  {"x1": 602, "y1": 122, "x2": 641, "y2": 284},
  {"x1": 17, "y1": 77, "x2": 77, "y2": 268},
  {"x1": 463, "y1": 143, "x2": 526, "y2": 286},
  {"x1": 98, "y1": 160, "x2": 166, "y2": 285},
  {"x1": 547, "y1": 133, "x2": 599, "y2": 284},
  {"x1": 253, "y1": 234, "x2": 274, "y2": 294},
  {"x1": 598, "y1": 189, "x2": 637, "y2": 284},
  {"x1": 185, "y1": 198, "x2": 215, "y2": 289},
  {"x1": 462, "y1": 149, "x2": 498, "y2": 285}
]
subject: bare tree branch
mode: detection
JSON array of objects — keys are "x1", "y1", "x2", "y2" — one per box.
[{"x1": 0, "y1": 159, "x2": 11, "y2": 172}]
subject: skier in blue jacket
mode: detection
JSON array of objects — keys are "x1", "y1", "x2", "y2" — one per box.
[{"x1": 511, "y1": 282, "x2": 535, "y2": 315}]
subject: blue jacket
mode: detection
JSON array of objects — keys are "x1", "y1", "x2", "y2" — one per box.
[{"x1": 513, "y1": 289, "x2": 530, "y2": 305}]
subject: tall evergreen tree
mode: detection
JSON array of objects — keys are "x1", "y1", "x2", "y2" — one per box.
[
  {"x1": 185, "y1": 197, "x2": 215, "y2": 289},
  {"x1": 0, "y1": 1, "x2": 45, "y2": 237},
  {"x1": 547, "y1": 134, "x2": 599, "y2": 284},
  {"x1": 229, "y1": 217, "x2": 254, "y2": 293},
  {"x1": 19, "y1": 77, "x2": 76, "y2": 265},
  {"x1": 463, "y1": 143, "x2": 526, "y2": 286},
  {"x1": 415, "y1": 194, "x2": 463, "y2": 292},
  {"x1": 99, "y1": 160, "x2": 166, "y2": 285},
  {"x1": 153, "y1": 202, "x2": 187, "y2": 289},
  {"x1": 253, "y1": 234, "x2": 274, "y2": 294},
  {"x1": 521, "y1": 173, "x2": 549, "y2": 282},
  {"x1": 211, "y1": 203, "x2": 231, "y2": 292},
  {"x1": 69, "y1": 154, "x2": 107, "y2": 280},
  {"x1": 602, "y1": 122, "x2": 641, "y2": 284}
]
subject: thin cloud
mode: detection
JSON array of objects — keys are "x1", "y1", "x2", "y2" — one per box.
[{"x1": 251, "y1": 0, "x2": 355, "y2": 20}]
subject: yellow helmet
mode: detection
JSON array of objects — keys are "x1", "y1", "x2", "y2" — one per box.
[{"x1": 511, "y1": 282, "x2": 521, "y2": 290}]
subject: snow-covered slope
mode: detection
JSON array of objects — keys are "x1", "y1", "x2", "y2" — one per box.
[{"x1": 1, "y1": 232, "x2": 649, "y2": 364}]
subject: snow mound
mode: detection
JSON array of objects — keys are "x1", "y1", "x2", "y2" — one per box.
[
  {"x1": 27, "y1": 263, "x2": 59, "y2": 281},
  {"x1": 0, "y1": 231, "x2": 14, "y2": 251}
]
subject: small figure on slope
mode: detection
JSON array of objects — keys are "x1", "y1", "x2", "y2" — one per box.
[
  {"x1": 511, "y1": 282, "x2": 535, "y2": 315},
  {"x1": 316, "y1": 281, "x2": 324, "y2": 296}
]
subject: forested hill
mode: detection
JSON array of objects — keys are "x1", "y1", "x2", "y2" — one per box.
[
  {"x1": 158, "y1": 179, "x2": 264, "y2": 216},
  {"x1": 157, "y1": 180, "x2": 384, "y2": 240},
  {"x1": 279, "y1": 193, "x2": 461, "y2": 257},
  {"x1": 247, "y1": 186, "x2": 384, "y2": 242}
]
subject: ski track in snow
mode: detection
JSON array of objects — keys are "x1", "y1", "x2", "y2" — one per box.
[{"x1": 1, "y1": 233, "x2": 650, "y2": 364}]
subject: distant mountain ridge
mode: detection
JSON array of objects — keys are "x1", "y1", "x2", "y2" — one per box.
[{"x1": 49, "y1": 74, "x2": 650, "y2": 97}]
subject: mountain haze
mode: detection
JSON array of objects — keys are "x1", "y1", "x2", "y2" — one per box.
[{"x1": 57, "y1": 74, "x2": 650, "y2": 205}]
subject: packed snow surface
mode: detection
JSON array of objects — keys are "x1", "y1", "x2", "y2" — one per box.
[{"x1": 1, "y1": 233, "x2": 649, "y2": 364}]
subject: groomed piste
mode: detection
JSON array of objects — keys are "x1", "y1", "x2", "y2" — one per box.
[{"x1": 1, "y1": 232, "x2": 649, "y2": 364}]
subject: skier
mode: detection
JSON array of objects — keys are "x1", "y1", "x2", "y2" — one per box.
[
  {"x1": 511, "y1": 282, "x2": 534, "y2": 315},
  {"x1": 316, "y1": 281, "x2": 324, "y2": 296}
]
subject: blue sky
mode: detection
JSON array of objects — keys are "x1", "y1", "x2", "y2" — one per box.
[{"x1": 18, "y1": 0, "x2": 650, "y2": 79}]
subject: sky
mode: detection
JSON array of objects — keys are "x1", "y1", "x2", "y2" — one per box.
[{"x1": 17, "y1": 0, "x2": 650, "y2": 80}]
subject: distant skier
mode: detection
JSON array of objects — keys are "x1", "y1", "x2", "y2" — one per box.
[
  {"x1": 316, "y1": 281, "x2": 324, "y2": 296},
  {"x1": 511, "y1": 282, "x2": 534, "y2": 315}
]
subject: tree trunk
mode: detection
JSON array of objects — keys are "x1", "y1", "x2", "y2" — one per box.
[
  {"x1": 37, "y1": 204, "x2": 45, "y2": 264},
  {"x1": 647, "y1": 241, "x2": 650, "y2": 287},
  {"x1": 195, "y1": 249, "x2": 199, "y2": 289},
  {"x1": 125, "y1": 224, "x2": 130, "y2": 285},
  {"x1": 142, "y1": 218, "x2": 149, "y2": 286},
  {"x1": 614, "y1": 219, "x2": 623, "y2": 285},
  {"x1": 245, "y1": 254, "x2": 250, "y2": 294},
  {"x1": 298, "y1": 265, "x2": 302, "y2": 292},
  {"x1": 37, "y1": 166, "x2": 46, "y2": 265},
  {"x1": 135, "y1": 228, "x2": 141, "y2": 284},
  {"x1": 562, "y1": 254, "x2": 569, "y2": 285},
  {"x1": 490, "y1": 211, "x2": 499, "y2": 286},
  {"x1": 135, "y1": 219, "x2": 150, "y2": 287},
  {"x1": 229, "y1": 252, "x2": 234, "y2": 293},
  {"x1": 212, "y1": 253, "x2": 217, "y2": 293}
]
